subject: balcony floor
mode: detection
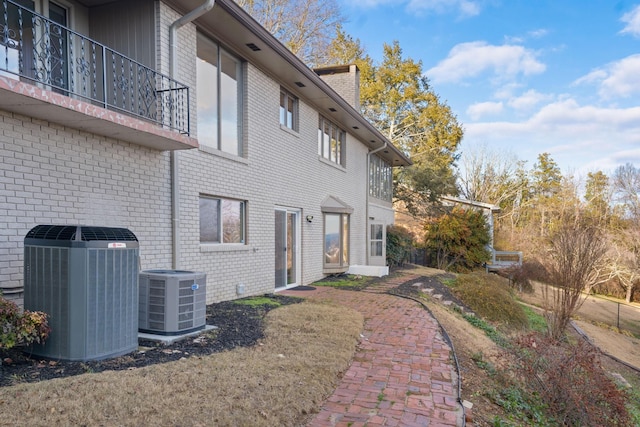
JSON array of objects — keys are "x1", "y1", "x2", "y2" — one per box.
[{"x1": 0, "y1": 76, "x2": 198, "y2": 151}]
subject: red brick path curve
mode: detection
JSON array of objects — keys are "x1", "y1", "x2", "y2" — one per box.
[{"x1": 283, "y1": 275, "x2": 463, "y2": 427}]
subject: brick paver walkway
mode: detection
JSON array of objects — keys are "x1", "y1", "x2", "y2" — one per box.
[{"x1": 283, "y1": 275, "x2": 462, "y2": 427}]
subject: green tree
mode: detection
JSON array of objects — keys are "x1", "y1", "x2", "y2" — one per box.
[
  {"x1": 424, "y1": 206, "x2": 491, "y2": 272},
  {"x1": 359, "y1": 42, "x2": 463, "y2": 214},
  {"x1": 583, "y1": 170, "x2": 611, "y2": 226}
]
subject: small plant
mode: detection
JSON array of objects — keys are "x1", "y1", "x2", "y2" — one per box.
[
  {"x1": 471, "y1": 352, "x2": 496, "y2": 375},
  {"x1": 461, "y1": 312, "x2": 510, "y2": 348},
  {"x1": 521, "y1": 305, "x2": 547, "y2": 334},
  {"x1": 489, "y1": 386, "x2": 548, "y2": 426},
  {"x1": 0, "y1": 296, "x2": 50, "y2": 350}
]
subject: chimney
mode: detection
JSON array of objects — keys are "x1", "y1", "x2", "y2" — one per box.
[{"x1": 315, "y1": 64, "x2": 360, "y2": 111}]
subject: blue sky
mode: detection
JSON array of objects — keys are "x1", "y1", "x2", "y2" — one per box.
[{"x1": 338, "y1": 0, "x2": 640, "y2": 177}]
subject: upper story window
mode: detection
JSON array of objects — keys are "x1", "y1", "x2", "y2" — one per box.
[
  {"x1": 280, "y1": 88, "x2": 298, "y2": 131},
  {"x1": 199, "y1": 195, "x2": 246, "y2": 244},
  {"x1": 369, "y1": 155, "x2": 392, "y2": 202},
  {"x1": 318, "y1": 116, "x2": 345, "y2": 166},
  {"x1": 197, "y1": 33, "x2": 243, "y2": 156}
]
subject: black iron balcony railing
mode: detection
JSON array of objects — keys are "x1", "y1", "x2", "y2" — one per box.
[{"x1": 0, "y1": 0, "x2": 189, "y2": 135}]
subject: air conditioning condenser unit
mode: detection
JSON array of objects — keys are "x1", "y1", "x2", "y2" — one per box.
[{"x1": 138, "y1": 270, "x2": 206, "y2": 335}]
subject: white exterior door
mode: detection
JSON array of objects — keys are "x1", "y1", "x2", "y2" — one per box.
[
  {"x1": 369, "y1": 221, "x2": 386, "y2": 266},
  {"x1": 275, "y1": 208, "x2": 301, "y2": 289}
]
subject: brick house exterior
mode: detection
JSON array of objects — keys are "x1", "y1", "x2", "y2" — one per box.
[{"x1": 0, "y1": 0, "x2": 410, "y2": 306}]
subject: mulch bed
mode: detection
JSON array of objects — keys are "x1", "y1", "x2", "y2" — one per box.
[
  {"x1": 0, "y1": 295, "x2": 301, "y2": 387},
  {"x1": 1, "y1": 272, "x2": 467, "y2": 387}
]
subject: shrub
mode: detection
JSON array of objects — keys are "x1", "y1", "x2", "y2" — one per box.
[
  {"x1": 386, "y1": 225, "x2": 415, "y2": 267},
  {"x1": 498, "y1": 260, "x2": 549, "y2": 293},
  {"x1": 513, "y1": 333, "x2": 632, "y2": 426},
  {"x1": 0, "y1": 296, "x2": 51, "y2": 350},
  {"x1": 423, "y1": 207, "x2": 491, "y2": 272},
  {"x1": 451, "y1": 272, "x2": 529, "y2": 329}
]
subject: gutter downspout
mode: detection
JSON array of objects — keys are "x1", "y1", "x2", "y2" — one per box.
[
  {"x1": 366, "y1": 142, "x2": 387, "y2": 265},
  {"x1": 169, "y1": 0, "x2": 215, "y2": 269}
]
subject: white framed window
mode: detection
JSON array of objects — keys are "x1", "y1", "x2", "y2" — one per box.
[
  {"x1": 199, "y1": 195, "x2": 246, "y2": 244},
  {"x1": 280, "y1": 88, "x2": 298, "y2": 131},
  {"x1": 197, "y1": 33, "x2": 243, "y2": 156},
  {"x1": 318, "y1": 115, "x2": 345, "y2": 166},
  {"x1": 369, "y1": 155, "x2": 392, "y2": 201}
]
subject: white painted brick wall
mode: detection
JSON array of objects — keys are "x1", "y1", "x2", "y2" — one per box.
[
  {"x1": 0, "y1": 111, "x2": 174, "y2": 304},
  {"x1": 0, "y1": 3, "x2": 394, "y2": 306}
]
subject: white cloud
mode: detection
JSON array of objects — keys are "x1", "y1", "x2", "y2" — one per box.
[
  {"x1": 574, "y1": 54, "x2": 640, "y2": 99},
  {"x1": 467, "y1": 101, "x2": 503, "y2": 120},
  {"x1": 408, "y1": 0, "x2": 480, "y2": 17},
  {"x1": 463, "y1": 99, "x2": 640, "y2": 172},
  {"x1": 350, "y1": 0, "x2": 480, "y2": 17},
  {"x1": 620, "y1": 5, "x2": 640, "y2": 37},
  {"x1": 528, "y1": 28, "x2": 549, "y2": 38},
  {"x1": 426, "y1": 41, "x2": 546, "y2": 84},
  {"x1": 507, "y1": 89, "x2": 552, "y2": 112}
]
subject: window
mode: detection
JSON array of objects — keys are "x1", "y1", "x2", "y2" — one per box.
[
  {"x1": 324, "y1": 213, "x2": 349, "y2": 267},
  {"x1": 370, "y1": 224, "x2": 383, "y2": 257},
  {"x1": 279, "y1": 89, "x2": 298, "y2": 131},
  {"x1": 318, "y1": 116, "x2": 345, "y2": 166},
  {"x1": 199, "y1": 196, "x2": 245, "y2": 244},
  {"x1": 197, "y1": 33, "x2": 243, "y2": 156},
  {"x1": 369, "y1": 155, "x2": 392, "y2": 201}
]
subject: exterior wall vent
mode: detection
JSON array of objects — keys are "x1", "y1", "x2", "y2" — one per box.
[
  {"x1": 138, "y1": 270, "x2": 207, "y2": 335},
  {"x1": 23, "y1": 225, "x2": 139, "y2": 361}
]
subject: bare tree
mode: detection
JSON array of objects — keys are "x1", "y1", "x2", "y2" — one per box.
[
  {"x1": 457, "y1": 143, "x2": 524, "y2": 207},
  {"x1": 543, "y1": 224, "x2": 608, "y2": 340},
  {"x1": 605, "y1": 229, "x2": 640, "y2": 303},
  {"x1": 235, "y1": 0, "x2": 344, "y2": 66}
]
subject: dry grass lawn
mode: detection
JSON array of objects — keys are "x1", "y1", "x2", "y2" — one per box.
[{"x1": 0, "y1": 301, "x2": 363, "y2": 427}]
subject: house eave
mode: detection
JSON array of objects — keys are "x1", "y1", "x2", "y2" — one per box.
[{"x1": 166, "y1": 0, "x2": 411, "y2": 167}]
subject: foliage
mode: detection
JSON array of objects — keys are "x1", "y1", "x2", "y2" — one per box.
[
  {"x1": 512, "y1": 333, "x2": 632, "y2": 426},
  {"x1": 0, "y1": 296, "x2": 50, "y2": 350},
  {"x1": 452, "y1": 272, "x2": 529, "y2": 330},
  {"x1": 356, "y1": 42, "x2": 462, "y2": 215},
  {"x1": 424, "y1": 207, "x2": 491, "y2": 272},
  {"x1": 543, "y1": 224, "x2": 608, "y2": 339},
  {"x1": 235, "y1": 0, "x2": 344, "y2": 67},
  {"x1": 458, "y1": 311, "x2": 510, "y2": 348},
  {"x1": 489, "y1": 386, "x2": 550, "y2": 426},
  {"x1": 386, "y1": 224, "x2": 415, "y2": 267},
  {"x1": 521, "y1": 305, "x2": 548, "y2": 334}
]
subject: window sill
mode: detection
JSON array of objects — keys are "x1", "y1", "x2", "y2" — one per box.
[
  {"x1": 318, "y1": 156, "x2": 346, "y2": 171},
  {"x1": 200, "y1": 244, "x2": 252, "y2": 253},
  {"x1": 279, "y1": 124, "x2": 299, "y2": 137}
]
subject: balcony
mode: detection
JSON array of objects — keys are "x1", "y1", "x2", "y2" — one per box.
[{"x1": 0, "y1": 0, "x2": 197, "y2": 150}]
